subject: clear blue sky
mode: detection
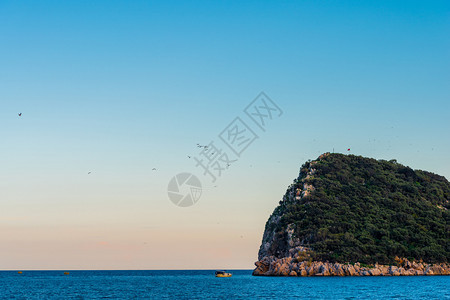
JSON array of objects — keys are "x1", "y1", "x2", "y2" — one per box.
[{"x1": 0, "y1": 0, "x2": 449, "y2": 269}]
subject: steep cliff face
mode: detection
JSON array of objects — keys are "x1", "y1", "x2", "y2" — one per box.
[
  {"x1": 254, "y1": 153, "x2": 450, "y2": 276},
  {"x1": 257, "y1": 155, "x2": 320, "y2": 260}
]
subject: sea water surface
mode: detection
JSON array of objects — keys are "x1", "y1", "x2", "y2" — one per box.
[{"x1": 1, "y1": 270, "x2": 449, "y2": 299}]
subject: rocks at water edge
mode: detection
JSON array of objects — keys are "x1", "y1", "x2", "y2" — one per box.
[{"x1": 253, "y1": 256, "x2": 450, "y2": 276}]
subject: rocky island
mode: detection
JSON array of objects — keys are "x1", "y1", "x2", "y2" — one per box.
[{"x1": 253, "y1": 153, "x2": 450, "y2": 276}]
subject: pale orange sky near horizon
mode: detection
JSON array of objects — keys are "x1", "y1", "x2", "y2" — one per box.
[{"x1": 1, "y1": 169, "x2": 290, "y2": 270}]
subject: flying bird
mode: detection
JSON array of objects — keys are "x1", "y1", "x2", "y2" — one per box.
[
  {"x1": 18, "y1": 113, "x2": 22, "y2": 117},
  {"x1": 152, "y1": 168, "x2": 157, "y2": 171},
  {"x1": 88, "y1": 172, "x2": 91, "y2": 174}
]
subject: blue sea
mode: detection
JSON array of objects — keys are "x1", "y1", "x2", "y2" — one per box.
[{"x1": 1, "y1": 270, "x2": 449, "y2": 299}]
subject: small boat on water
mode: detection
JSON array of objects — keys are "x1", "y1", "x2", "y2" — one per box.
[{"x1": 215, "y1": 270, "x2": 232, "y2": 277}]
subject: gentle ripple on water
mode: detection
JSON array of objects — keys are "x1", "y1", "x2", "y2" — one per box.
[{"x1": 0, "y1": 270, "x2": 449, "y2": 299}]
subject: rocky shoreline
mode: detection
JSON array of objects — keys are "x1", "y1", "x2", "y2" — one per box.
[{"x1": 253, "y1": 256, "x2": 450, "y2": 276}]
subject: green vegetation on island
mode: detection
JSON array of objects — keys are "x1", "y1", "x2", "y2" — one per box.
[{"x1": 263, "y1": 153, "x2": 449, "y2": 265}]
